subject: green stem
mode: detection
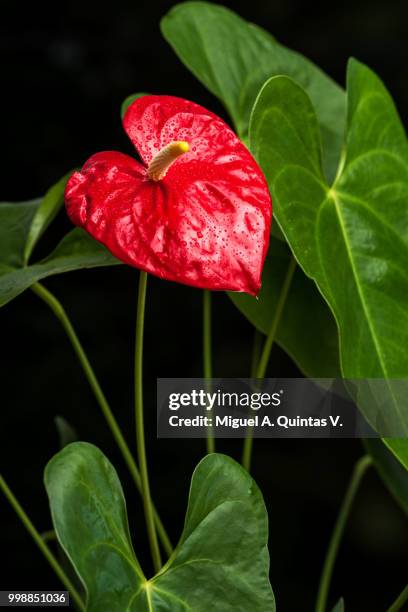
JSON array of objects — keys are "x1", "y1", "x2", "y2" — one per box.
[
  {"x1": 386, "y1": 584, "x2": 408, "y2": 612},
  {"x1": 315, "y1": 455, "x2": 373, "y2": 612},
  {"x1": 134, "y1": 271, "x2": 162, "y2": 573},
  {"x1": 31, "y1": 282, "x2": 172, "y2": 559},
  {"x1": 250, "y1": 329, "x2": 263, "y2": 379},
  {"x1": 203, "y1": 290, "x2": 215, "y2": 454},
  {"x1": 255, "y1": 256, "x2": 297, "y2": 380},
  {"x1": 242, "y1": 256, "x2": 297, "y2": 471},
  {"x1": 0, "y1": 474, "x2": 85, "y2": 610}
]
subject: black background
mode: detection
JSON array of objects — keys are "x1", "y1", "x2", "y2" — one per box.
[{"x1": 1, "y1": 1, "x2": 407, "y2": 610}]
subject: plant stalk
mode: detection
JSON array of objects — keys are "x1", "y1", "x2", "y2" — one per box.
[
  {"x1": 134, "y1": 271, "x2": 162, "y2": 573},
  {"x1": 386, "y1": 584, "x2": 408, "y2": 612},
  {"x1": 31, "y1": 282, "x2": 172, "y2": 558},
  {"x1": 0, "y1": 474, "x2": 85, "y2": 610},
  {"x1": 250, "y1": 329, "x2": 263, "y2": 379},
  {"x1": 315, "y1": 455, "x2": 373, "y2": 612},
  {"x1": 242, "y1": 256, "x2": 297, "y2": 472},
  {"x1": 203, "y1": 290, "x2": 215, "y2": 454}
]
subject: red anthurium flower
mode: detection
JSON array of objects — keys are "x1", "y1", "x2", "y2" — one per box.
[{"x1": 65, "y1": 96, "x2": 272, "y2": 295}]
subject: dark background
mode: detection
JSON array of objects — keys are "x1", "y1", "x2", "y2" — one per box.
[{"x1": 1, "y1": 1, "x2": 407, "y2": 610}]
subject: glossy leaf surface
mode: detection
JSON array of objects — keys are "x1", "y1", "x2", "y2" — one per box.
[
  {"x1": 0, "y1": 198, "x2": 118, "y2": 308},
  {"x1": 161, "y1": 1, "x2": 345, "y2": 182},
  {"x1": 249, "y1": 62, "x2": 408, "y2": 440},
  {"x1": 0, "y1": 199, "x2": 38, "y2": 268},
  {"x1": 45, "y1": 443, "x2": 275, "y2": 611}
]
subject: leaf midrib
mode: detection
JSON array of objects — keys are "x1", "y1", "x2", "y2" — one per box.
[
  {"x1": 328, "y1": 190, "x2": 390, "y2": 376},
  {"x1": 327, "y1": 190, "x2": 407, "y2": 431},
  {"x1": 270, "y1": 90, "x2": 408, "y2": 428}
]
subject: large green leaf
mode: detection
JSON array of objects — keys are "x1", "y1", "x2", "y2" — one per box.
[
  {"x1": 229, "y1": 237, "x2": 340, "y2": 377},
  {"x1": 249, "y1": 62, "x2": 408, "y2": 440},
  {"x1": 0, "y1": 198, "x2": 119, "y2": 308},
  {"x1": 364, "y1": 439, "x2": 408, "y2": 515},
  {"x1": 161, "y1": 1, "x2": 345, "y2": 182},
  {"x1": 45, "y1": 442, "x2": 275, "y2": 611}
]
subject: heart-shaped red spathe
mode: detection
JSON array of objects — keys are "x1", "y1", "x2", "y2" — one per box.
[{"x1": 65, "y1": 95, "x2": 272, "y2": 295}]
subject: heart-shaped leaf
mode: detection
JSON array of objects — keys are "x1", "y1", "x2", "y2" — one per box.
[
  {"x1": 0, "y1": 196, "x2": 119, "y2": 308},
  {"x1": 45, "y1": 442, "x2": 275, "y2": 611},
  {"x1": 249, "y1": 62, "x2": 408, "y2": 443},
  {"x1": 229, "y1": 237, "x2": 340, "y2": 377},
  {"x1": 161, "y1": 1, "x2": 345, "y2": 182}
]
